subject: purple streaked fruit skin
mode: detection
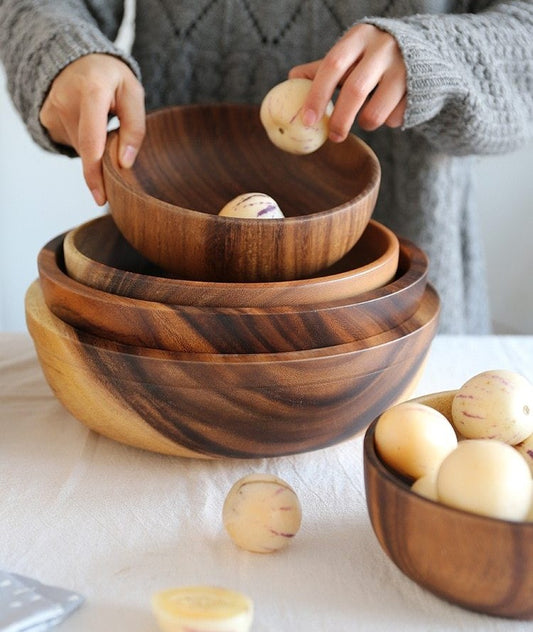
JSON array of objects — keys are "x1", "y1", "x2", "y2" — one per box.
[
  {"x1": 219, "y1": 193, "x2": 284, "y2": 219},
  {"x1": 222, "y1": 474, "x2": 302, "y2": 553},
  {"x1": 452, "y1": 370, "x2": 533, "y2": 445}
]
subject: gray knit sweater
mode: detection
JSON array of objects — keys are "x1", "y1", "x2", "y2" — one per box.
[{"x1": 1, "y1": 0, "x2": 533, "y2": 333}]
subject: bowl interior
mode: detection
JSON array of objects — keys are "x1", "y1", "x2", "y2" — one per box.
[
  {"x1": 64, "y1": 216, "x2": 400, "y2": 306},
  {"x1": 103, "y1": 104, "x2": 381, "y2": 282},
  {"x1": 113, "y1": 104, "x2": 378, "y2": 217}
]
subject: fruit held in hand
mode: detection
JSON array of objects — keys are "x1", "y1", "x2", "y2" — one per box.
[
  {"x1": 218, "y1": 193, "x2": 284, "y2": 219},
  {"x1": 452, "y1": 369, "x2": 533, "y2": 445},
  {"x1": 260, "y1": 78, "x2": 333, "y2": 154},
  {"x1": 151, "y1": 585, "x2": 253, "y2": 632},
  {"x1": 223, "y1": 473, "x2": 302, "y2": 553}
]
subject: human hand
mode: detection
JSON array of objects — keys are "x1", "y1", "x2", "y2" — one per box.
[
  {"x1": 39, "y1": 53, "x2": 145, "y2": 206},
  {"x1": 289, "y1": 24, "x2": 406, "y2": 142}
]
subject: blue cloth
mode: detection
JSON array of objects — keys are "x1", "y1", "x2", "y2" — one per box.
[{"x1": 0, "y1": 571, "x2": 83, "y2": 631}]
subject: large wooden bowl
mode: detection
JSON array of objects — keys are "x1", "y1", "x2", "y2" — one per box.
[
  {"x1": 63, "y1": 216, "x2": 399, "y2": 307},
  {"x1": 102, "y1": 104, "x2": 380, "y2": 282},
  {"x1": 364, "y1": 391, "x2": 533, "y2": 620},
  {"x1": 39, "y1": 233, "x2": 427, "y2": 354},
  {"x1": 26, "y1": 280, "x2": 439, "y2": 459}
]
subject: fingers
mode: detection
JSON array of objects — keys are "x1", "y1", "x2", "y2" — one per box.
[
  {"x1": 384, "y1": 95, "x2": 407, "y2": 128},
  {"x1": 115, "y1": 76, "x2": 146, "y2": 169},
  {"x1": 289, "y1": 25, "x2": 407, "y2": 141},
  {"x1": 39, "y1": 54, "x2": 145, "y2": 206},
  {"x1": 346, "y1": 63, "x2": 406, "y2": 133}
]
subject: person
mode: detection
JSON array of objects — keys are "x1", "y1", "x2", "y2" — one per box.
[{"x1": 1, "y1": 1, "x2": 532, "y2": 334}]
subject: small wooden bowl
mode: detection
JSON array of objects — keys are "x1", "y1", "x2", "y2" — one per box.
[
  {"x1": 364, "y1": 391, "x2": 533, "y2": 620},
  {"x1": 64, "y1": 216, "x2": 399, "y2": 307},
  {"x1": 39, "y1": 232, "x2": 426, "y2": 354},
  {"x1": 102, "y1": 104, "x2": 380, "y2": 282},
  {"x1": 26, "y1": 280, "x2": 439, "y2": 459}
]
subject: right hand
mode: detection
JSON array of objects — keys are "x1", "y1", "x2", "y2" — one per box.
[{"x1": 39, "y1": 53, "x2": 146, "y2": 206}]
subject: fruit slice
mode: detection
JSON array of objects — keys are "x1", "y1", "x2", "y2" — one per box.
[{"x1": 151, "y1": 585, "x2": 254, "y2": 632}]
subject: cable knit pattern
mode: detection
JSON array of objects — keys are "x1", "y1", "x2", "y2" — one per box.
[{"x1": 1, "y1": 0, "x2": 532, "y2": 333}]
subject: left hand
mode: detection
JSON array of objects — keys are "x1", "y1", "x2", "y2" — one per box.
[{"x1": 289, "y1": 24, "x2": 407, "y2": 142}]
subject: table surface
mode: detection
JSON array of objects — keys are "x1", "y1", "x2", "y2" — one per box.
[{"x1": 2, "y1": 333, "x2": 533, "y2": 631}]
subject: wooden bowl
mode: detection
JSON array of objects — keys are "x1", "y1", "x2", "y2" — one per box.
[
  {"x1": 63, "y1": 216, "x2": 399, "y2": 307},
  {"x1": 26, "y1": 280, "x2": 439, "y2": 459},
  {"x1": 102, "y1": 104, "x2": 380, "y2": 282},
  {"x1": 364, "y1": 391, "x2": 533, "y2": 620},
  {"x1": 39, "y1": 233, "x2": 427, "y2": 354}
]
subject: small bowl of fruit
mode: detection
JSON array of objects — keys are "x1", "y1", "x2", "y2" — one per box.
[
  {"x1": 363, "y1": 369, "x2": 533, "y2": 620},
  {"x1": 102, "y1": 79, "x2": 380, "y2": 282}
]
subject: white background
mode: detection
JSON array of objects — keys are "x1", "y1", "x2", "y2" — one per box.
[{"x1": 1, "y1": 3, "x2": 532, "y2": 333}]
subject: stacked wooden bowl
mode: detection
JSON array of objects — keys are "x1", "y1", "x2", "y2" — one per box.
[{"x1": 26, "y1": 104, "x2": 440, "y2": 459}]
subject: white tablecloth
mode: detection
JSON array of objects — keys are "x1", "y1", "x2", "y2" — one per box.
[{"x1": 1, "y1": 333, "x2": 533, "y2": 631}]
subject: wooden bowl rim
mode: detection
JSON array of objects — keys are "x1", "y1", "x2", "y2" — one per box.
[
  {"x1": 29, "y1": 278, "x2": 440, "y2": 367},
  {"x1": 364, "y1": 390, "x2": 533, "y2": 529},
  {"x1": 64, "y1": 217, "x2": 400, "y2": 292},
  {"x1": 48, "y1": 231, "x2": 426, "y2": 316},
  {"x1": 27, "y1": 279, "x2": 438, "y2": 393},
  {"x1": 102, "y1": 103, "x2": 381, "y2": 225}
]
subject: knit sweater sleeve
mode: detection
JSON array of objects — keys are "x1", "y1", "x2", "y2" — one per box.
[
  {"x1": 0, "y1": 0, "x2": 140, "y2": 154},
  {"x1": 363, "y1": 1, "x2": 533, "y2": 155}
]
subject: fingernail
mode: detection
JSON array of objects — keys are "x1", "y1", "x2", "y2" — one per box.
[
  {"x1": 91, "y1": 189, "x2": 106, "y2": 206},
  {"x1": 329, "y1": 131, "x2": 344, "y2": 143},
  {"x1": 302, "y1": 109, "x2": 317, "y2": 127},
  {"x1": 120, "y1": 144, "x2": 137, "y2": 168}
]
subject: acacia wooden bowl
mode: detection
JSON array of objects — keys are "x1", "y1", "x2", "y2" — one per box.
[
  {"x1": 26, "y1": 280, "x2": 439, "y2": 459},
  {"x1": 63, "y1": 216, "x2": 399, "y2": 307},
  {"x1": 102, "y1": 104, "x2": 380, "y2": 282},
  {"x1": 39, "y1": 232, "x2": 426, "y2": 354},
  {"x1": 364, "y1": 391, "x2": 533, "y2": 620}
]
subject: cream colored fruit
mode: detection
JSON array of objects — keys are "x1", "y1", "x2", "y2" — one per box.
[
  {"x1": 151, "y1": 586, "x2": 253, "y2": 632},
  {"x1": 260, "y1": 78, "x2": 334, "y2": 154},
  {"x1": 375, "y1": 401, "x2": 458, "y2": 479},
  {"x1": 437, "y1": 439, "x2": 533, "y2": 521},
  {"x1": 452, "y1": 369, "x2": 533, "y2": 445},
  {"x1": 526, "y1": 490, "x2": 533, "y2": 522},
  {"x1": 223, "y1": 473, "x2": 302, "y2": 553},
  {"x1": 515, "y1": 432, "x2": 533, "y2": 475},
  {"x1": 219, "y1": 193, "x2": 284, "y2": 219},
  {"x1": 411, "y1": 471, "x2": 439, "y2": 501}
]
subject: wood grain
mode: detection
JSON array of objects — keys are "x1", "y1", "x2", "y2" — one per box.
[
  {"x1": 103, "y1": 104, "x2": 380, "y2": 281},
  {"x1": 39, "y1": 232, "x2": 427, "y2": 354},
  {"x1": 64, "y1": 216, "x2": 399, "y2": 307},
  {"x1": 26, "y1": 280, "x2": 439, "y2": 459},
  {"x1": 364, "y1": 392, "x2": 533, "y2": 620}
]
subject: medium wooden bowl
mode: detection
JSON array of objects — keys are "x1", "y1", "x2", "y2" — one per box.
[
  {"x1": 102, "y1": 104, "x2": 380, "y2": 282},
  {"x1": 26, "y1": 280, "x2": 439, "y2": 459},
  {"x1": 364, "y1": 391, "x2": 533, "y2": 620},
  {"x1": 39, "y1": 232, "x2": 426, "y2": 354},
  {"x1": 63, "y1": 216, "x2": 399, "y2": 307}
]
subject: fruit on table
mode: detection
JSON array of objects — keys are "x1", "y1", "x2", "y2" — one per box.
[
  {"x1": 259, "y1": 78, "x2": 334, "y2": 154},
  {"x1": 452, "y1": 369, "x2": 533, "y2": 445},
  {"x1": 218, "y1": 192, "x2": 284, "y2": 219},
  {"x1": 223, "y1": 473, "x2": 302, "y2": 553},
  {"x1": 375, "y1": 401, "x2": 458, "y2": 479},
  {"x1": 437, "y1": 439, "x2": 533, "y2": 521},
  {"x1": 151, "y1": 585, "x2": 253, "y2": 632}
]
